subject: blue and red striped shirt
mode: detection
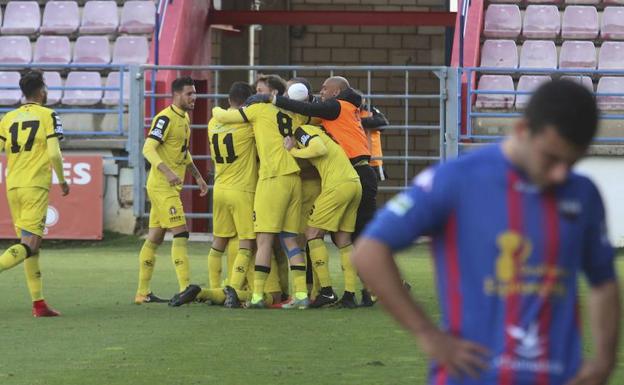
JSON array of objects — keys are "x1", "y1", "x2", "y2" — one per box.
[{"x1": 363, "y1": 144, "x2": 616, "y2": 385}]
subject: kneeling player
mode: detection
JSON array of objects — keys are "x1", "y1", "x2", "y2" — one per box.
[{"x1": 284, "y1": 125, "x2": 362, "y2": 308}]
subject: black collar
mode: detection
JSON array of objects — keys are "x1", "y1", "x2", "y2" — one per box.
[{"x1": 170, "y1": 104, "x2": 186, "y2": 118}]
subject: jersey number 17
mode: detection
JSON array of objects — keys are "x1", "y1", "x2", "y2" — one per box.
[{"x1": 9, "y1": 120, "x2": 40, "y2": 153}]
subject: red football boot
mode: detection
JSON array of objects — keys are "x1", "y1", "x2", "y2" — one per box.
[{"x1": 32, "y1": 300, "x2": 61, "y2": 317}]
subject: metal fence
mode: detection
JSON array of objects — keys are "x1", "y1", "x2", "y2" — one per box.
[{"x1": 127, "y1": 65, "x2": 459, "y2": 222}]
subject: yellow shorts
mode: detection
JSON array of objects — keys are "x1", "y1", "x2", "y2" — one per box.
[
  {"x1": 147, "y1": 188, "x2": 186, "y2": 229},
  {"x1": 300, "y1": 178, "x2": 322, "y2": 233},
  {"x1": 309, "y1": 180, "x2": 362, "y2": 233},
  {"x1": 7, "y1": 187, "x2": 49, "y2": 238},
  {"x1": 213, "y1": 186, "x2": 255, "y2": 240},
  {"x1": 254, "y1": 174, "x2": 301, "y2": 234}
]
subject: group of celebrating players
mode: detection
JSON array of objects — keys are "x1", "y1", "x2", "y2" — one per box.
[{"x1": 134, "y1": 73, "x2": 391, "y2": 310}]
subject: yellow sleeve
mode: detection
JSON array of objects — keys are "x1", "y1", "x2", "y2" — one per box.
[
  {"x1": 143, "y1": 137, "x2": 164, "y2": 167},
  {"x1": 147, "y1": 114, "x2": 170, "y2": 143},
  {"x1": 0, "y1": 117, "x2": 6, "y2": 152},
  {"x1": 212, "y1": 105, "x2": 256, "y2": 124},
  {"x1": 290, "y1": 136, "x2": 328, "y2": 159},
  {"x1": 47, "y1": 136, "x2": 66, "y2": 184}
]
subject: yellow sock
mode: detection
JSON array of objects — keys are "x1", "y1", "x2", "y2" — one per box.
[
  {"x1": 340, "y1": 244, "x2": 357, "y2": 293},
  {"x1": 252, "y1": 266, "x2": 270, "y2": 302},
  {"x1": 0, "y1": 243, "x2": 28, "y2": 272},
  {"x1": 275, "y1": 248, "x2": 290, "y2": 295},
  {"x1": 308, "y1": 239, "x2": 331, "y2": 288},
  {"x1": 312, "y1": 265, "x2": 321, "y2": 299},
  {"x1": 225, "y1": 237, "x2": 238, "y2": 284},
  {"x1": 230, "y1": 248, "x2": 252, "y2": 290},
  {"x1": 24, "y1": 254, "x2": 43, "y2": 301},
  {"x1": 172, "y1": 237, "x2": 190, "y2": 292},
  {"x1": 197, "y1": 288, "x2": 226, "y2": 304},
  {"x1": 137, "y1": 240, "x2": 158, "y2": 296},
  {"x1": 290, "y1": 262, "x2": 307, "y2": 296},
  {"x1": 207, "y1": 248, "x2": 223, "y2": 289}
]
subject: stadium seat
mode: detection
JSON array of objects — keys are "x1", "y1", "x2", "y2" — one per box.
[
  {"x1": 475, "y1": 75, "x2": 515, "y2": 109},
  {"x1": 483, "y1": 5, "x2": 521, "y2": 39},
  {"x1": 40, "y1": 1, "x2": 79, "y2": 35},
  {"x1": 80, "y1": 1, "x2": 119, "y2": 34},
  {"x1": 601, "y1": 7, "x2": 624, "y2": 41},
  {"x1": 527, "y1": 0, "x2": 562, "y2": 3},
  {"x1": 565, "y1": 0, "x2": 599, "y2": 4},
  {"x1": 73, "y1": 36, "x2": 111, "y2": 65},
  {"x1": 480, "y1": 40, "x2": 518, "y2": 68},
  {"x1": 44, "y1": 71, "x2": 62, "y2": 105},
  {"x1": 522, "y1": 5, "x2": 560, "y2": 39},
  {"x1": 119, "y1": 1, "x2": 156, "y2": 34},
  {"x1": 520, "y1": 40, "x2": 557, "y2": 69},
  {"x1": 103, "y1": 72, "x2": 130, "y2": 105},
  {"x1": 515, "y1": 76, "x2": 551, "y2": 109},
  {"x1": 561, "y1": 75, "x2": 594, "y2": 91},
  {"x1": 559, "y1": 41, "x2": 596, "y2": 69},
  {"x1": 0, "y1": 36, "x2": 31, "y2": 64},
  {"x1": 603, "y1": 0, "x2": 624, "y2": 5},
  {"x1": 33, "y1": 36, "x2": 71, "y2": 65},
  {"x1": 597, "y1": 77, "x2": 624, "y2": 110},
  {"x1": 112, "y1": 36, "x2": 149, "y2": 65},
  {"x1": 1, "y1": 2, "x2": 40, "y2": 35},
  {"x1": 62, "y1": 72, "x2": 102, "y2": 106},
  {"x1": 599, "y1": 42, "x2": 624, "y2": 70},
  {"x1": 0, "y1": 72, "x2": 21, "y2": 105},
  {"x1": 561, "y1": 6, "x2": 599, "y2": 39}
]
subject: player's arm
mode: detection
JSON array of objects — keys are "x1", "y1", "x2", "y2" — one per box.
[
  {"x1": 186, "y1": 155, "x2": 208, "y2": 197},
  {"x1": 285, "y1": 127, "x2": 327, "y2": 159},
  {"x1": 142, "y1": 138, "x2": 181, "y2": 187},
  {"x1": 273, "y1": 95, "x2": 341, "y2": 120},
  {"x1": 211, "y1": 106, "x2": 250, "y2": 124},
  {"x1": 352, "y1": 167, "x2": 489, "y2": 379},
  {"x1": 568, "y1": 185, "x2": 621, "y2": 385},
  {"x1": 46, "y1": 112, "x2": 69, "y2": 196},
  {"x1": 361, "y1": 106, "x2": 389, "y2": 131}
]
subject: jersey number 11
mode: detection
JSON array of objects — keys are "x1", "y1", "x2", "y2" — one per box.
[{"x1": 211, "y1": 133, "x2": 237, "y2": 164}]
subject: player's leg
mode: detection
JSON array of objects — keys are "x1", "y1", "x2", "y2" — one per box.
[
  {"x1": 305, "y1": 226, "x2": 339, "y2": 308},
  {"x1": 0, "y1": 188, "x2": 32, "y2": 273},
  {"x1": 208, "y1": 236, "x2": 227, "y2": 288},
  {"x1": 336, "y1": 180, "x2": 363, "y2": 308},
  {"x1": 210, "y1": 186, "x2": 236, "y2": 288},
  {"x1": 273, "y1": 239, "x2": 290, "y2": 301},
  {"x1": 225, "y1": 236, "x2": 238, "y2": 285}
]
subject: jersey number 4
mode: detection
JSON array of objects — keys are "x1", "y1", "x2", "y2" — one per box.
[
  {"x1": 211, "y1": 133, "x2": 237, "y2": 164},
  {"x1": 9, "y1": 120, "x2": 40, "y2": 153}
]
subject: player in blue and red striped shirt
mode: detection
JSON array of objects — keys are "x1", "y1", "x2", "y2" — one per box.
[{"x1": 353, "y1": 80, "x2": 621, "y2": 385}]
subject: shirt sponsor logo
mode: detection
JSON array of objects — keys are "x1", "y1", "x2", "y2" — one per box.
[
  {"x1": 53, "y1": 114, "x2": 63, "y2": 135},
  {"x1": 559, "y1": 200, "x2": 581, "y2": 219},
  {"x1": 300, "y1": 133, "x2": 311, "y2": 145},
  {"x1": 387, "y1": 193, "x2": 414, "y2": 217},
  {"x1": 151, "y1": 119, "x2": 167, "y2": 139}
]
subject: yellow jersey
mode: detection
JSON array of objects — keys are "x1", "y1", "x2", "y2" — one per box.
[
  {"x1": 146, "y1": 104, "x2": 191, "y2": 190},
  {"x1": 212, "y1": 104, "x2": 308, "y2": 180},
  {"x1": 0, "y1": 103, "x2": 63, "y2": 190},
  {"x1": 293, "y1": 125, "x2": 359, "y2": 189},
  {"x1": 208, "y1": 113, "x2": 257, "y2": 193}
]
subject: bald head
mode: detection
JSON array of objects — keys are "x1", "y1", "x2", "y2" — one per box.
[{"x1": 320, "y1": 76, "x2": 350, "y2": 101}]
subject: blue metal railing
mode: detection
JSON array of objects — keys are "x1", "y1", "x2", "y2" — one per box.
[
  {"x1": 0, "y1": 63, "x2": 129, "y2": 136},
  {"x1": 461, "y1": 66, "x2": 624, "y2": 144}
]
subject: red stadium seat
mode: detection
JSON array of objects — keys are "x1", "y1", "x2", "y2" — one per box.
[
  {"x1": 480, "y1": 40, "x2": 518, "y2": 68},
  {"x1": 520, "y1": 40, "x2": 557, "y2": 69},
  {"x1": 73, "y1": 36, "x2": 111, "y2": 65},
  {"x1": 603, "y1": 0, "x2": 624, "y2": 5},
  {"x1": 0, "y1": 36, "x2": 32, "y2": 64},
  {"x1": 1, "y1": 2, "x2": 40, "y2": 35},
  {"x1": 559, "y1": 41, "x2": 596, "y2": 69},
  {"x1": 475, "y1": 75, "x2": 515, "y2": 109},
  {"x1": 561, "y1": 6, "x2": 598, "y2": 39},
  {"x1": 80, "y1": 1, "x2": 119, "y2": 35},
  {"x1": 34, "y1": 36, "x2": 71, "y2": 65},
  {"x1": 0, "y1": 72, "x2": 21, "y2": 105},
  {"x1": 515, "y1": 76, "x2": 551, "y2": 109},
  {"x1": 564, "y1": 0, "x2": 599, "y2": 4},
  {"x1": 526, "y1": 0, "x2": 562, "y2": 5},
  {"x1": 62, "y1": 72, "x2": 102, "y2": 106},
  {"x1": 483, "y1": 4, "x2": 521, "y2": 39},
  {"x1": 597, "y1": 77, "x2": 624, "y2": 110},
  {"x1": 601, "y1": 7, "x2": 624, "y2": 41},
  {"x1": 119, "y1": 1, "x2": 156, "y2": 34},
  {"x1": 44, "y1": 71, "x2": 63, "y2": 105},
  {"x1": 112, "y1": 36, "x2": 149, "y2": 65},
  {"x1": 599, "y1": 42, "x2": 624, "y2": 70},
  {"x1": 560, "y1": 75, "x2": 594, "y2": 92},
  {"x1": 522, "y1": 5, "x2": 560, "y2": 39},
  {"x1": 103, "y1": 72, "x2": 130, "y2": 105},
  {"x1": 40, "y1": 1, "x2": 79, "y2": 35}
]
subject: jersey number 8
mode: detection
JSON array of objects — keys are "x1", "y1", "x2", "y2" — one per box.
[{"x1": 276, "y1": 111, "x2": 293, "y2": 137}]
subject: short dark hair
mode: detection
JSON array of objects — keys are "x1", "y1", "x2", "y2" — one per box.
[
  {"x1": 228, "y1": 81, "x2": 253, "y2": 106},
  {"x1": 20, "y1": 70, "x2": 45, "y2": 99},
  {"x1": 256, "y1": 74, "x2": 287, "y2": 96},
  {"x1": 289, "y1": 77, "x2": 313, "y2": 101},
  {"x1": 525, "y1": 79, "x2": 598, "y2": 148},
  {"x1": 172, "y1": 76, "x2": 194, "y2": 93}
]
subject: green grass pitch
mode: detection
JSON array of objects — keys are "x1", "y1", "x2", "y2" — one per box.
[{"x1": 0, "y1": 234, "x2": 622, "y2": 385}]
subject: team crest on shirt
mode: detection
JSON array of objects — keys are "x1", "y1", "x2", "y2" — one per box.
[
  {"x1": 169, "y1": 206, "x2": 177, "y2": 215},
  {"x1": 506, "y1": 323, "x2": 544, "y2": 359},
  {"x1": 151, "y1": 118, "x2": 167, "y2": 139}
]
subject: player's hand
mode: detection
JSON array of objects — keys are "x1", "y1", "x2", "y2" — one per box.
[
  {"x1": 565, "y1": 359, "x2": 613, "y2": 385},
  {"x1": 60, "y1": 181, "x2": 70, "y2": 196},
  {"x1": 197, "y1": 177, "x2": 209, "y2": 197},
  {"x1": 244, "y1": 94, "x2": 272, "y2": 106},
  {"x1": 283, "y1": 136, "x2": 295, "y2": 151},
  {"x1": 165, "y1": 169, "x2": 182, "y2": 187},
  {"x1": 418, "y1": 329, "x2": 489, "y2": 379}
]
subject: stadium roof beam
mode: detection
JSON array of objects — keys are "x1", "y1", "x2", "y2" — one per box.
[{"x1": 208, "y1": 10, "x2": 456, "y2": 27}]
